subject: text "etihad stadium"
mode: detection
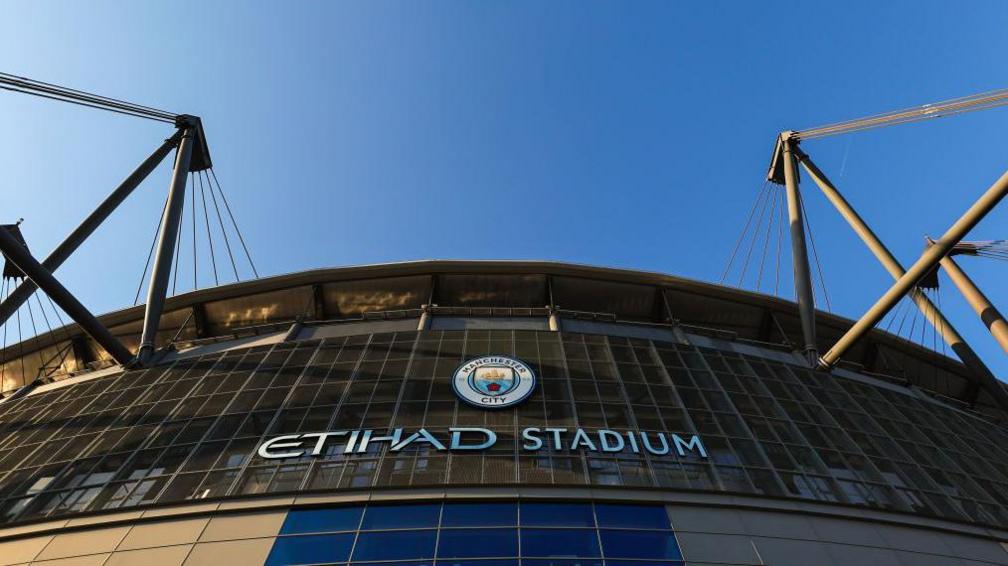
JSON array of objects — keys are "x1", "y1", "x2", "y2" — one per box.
[{"x1": 258, "y1": 427, "x2": 708, "y2": 459}]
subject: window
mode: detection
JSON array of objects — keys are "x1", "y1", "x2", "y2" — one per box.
[
  {"x1": 519, "y1": 502, "x2": 594, "y2": 526},
  {"x1": 361, "y1": 503, "x2": 440, "y2": 529},
  {"x1": 599, "y1": 530, "x2": 682, "y2": 560},
  {"x1": 441, "y1": 502, "x2": 517, "y2": 527},
  {"x1": 352, "y1": 530, "x2": 437, "y2": 560},
  {"x1": 267, "y1": 534, "x2": 354, "y2": 565},
  {"x1": 280, "y1": 505, "x2": 363, "y2": 534},
  {"x1": 595, "y1": 503, "x2": 670, "y2": 529},
  {"x1": 521, "y1": 529, "x2": 600, "y2": 557},
  {"x1": 267, "y1": 501, "x2": 680, "y2": 565},
  {"x1": 437, "y1": 528, "x2": 518, "y2": 558}
]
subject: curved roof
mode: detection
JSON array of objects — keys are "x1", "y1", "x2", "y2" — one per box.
[{"x1": 1, "y1": 260, "x2": 1004, "y2": 418}]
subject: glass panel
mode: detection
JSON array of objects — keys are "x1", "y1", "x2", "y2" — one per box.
[
  {"x1": 353, "y1": 530, "x2": 437, "y2": 560},
  {"x1": 520, "y1": 555, "x2": 596, "y2": 559},
  {"x1": 441, "y1": 502, "x2": 518, "y2": 527},
  {"x1": 281, "y1": 506, "x2": 364, "y2": 534},
  {"x1": 521, "y1": 528, "x2": 601, "y2": 557},
  {"x1": 437, "y1": 528, "x2": 518, "y2": 558},
  {"x1": 265, "y1": 533, "x2": 354, "y2": 565},
  {"x1": 599, "y1": 530, "x2": 682, "y2": 559},
  {"x1": 604, "y1": 561, "x2": 682, "y2": 566},
  {"x1": 437, "y1": 561, "x2": 516, "y2": 566},
  {"x1": 594, "y1": 504, "x2": 669, "y2": 529},
  {"x1": 356, "y1": 559, "x2": 431, "y2": 563},
  {"x1": 361, "y1": 503, "x2": 441, "y2": 529},
  {"x1": 520, "y1": 503, "x2": 595, "y2": 527}
]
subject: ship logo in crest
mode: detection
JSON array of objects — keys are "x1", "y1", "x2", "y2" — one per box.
[{"x1": 453, "y1": 355, "x2": 536, "y2": 409}]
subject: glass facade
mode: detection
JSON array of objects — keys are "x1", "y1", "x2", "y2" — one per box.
[
  {"x1": 266, "y1": 501, "x2": 682, "y2": 565},
  {"x1": 0, "y1": 330, "x2": 1005, "y2": 528}
]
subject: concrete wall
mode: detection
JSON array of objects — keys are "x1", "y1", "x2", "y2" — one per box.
[
  {"x1": 0, "y1": 488, "x2": 1004, "y2": 566},
  {"x1": 0, "y1": 499, "x2": 288, "y2": 566},
  {"x1": 672, "y1": 504, "x2": 1008, "y2": 565}
]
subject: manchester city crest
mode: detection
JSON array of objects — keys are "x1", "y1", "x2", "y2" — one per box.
[{"x1": 452, "y1": 355, "x2": 536, "y2": 409}]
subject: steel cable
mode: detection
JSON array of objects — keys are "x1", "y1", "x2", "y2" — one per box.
[
  {"x1": 0, "y1": 84, "x2": 175, "y2": 123},
  {"x1": 0, "y1": 73, "x2": 176, "y2": 122},
  {"x1": 210, "y1": 169, "x2": 258, "y2": 278},
  {"x1": 738, "y1": 184, "x2": 773, "y2": 287},
  {"x1": 722, "y1": 181, "x2": 769, "y2": 284},
  {"x1": 0, "y1": 72, "x2": 174, "y2": 116},
  {"x1": 15, "y1": 288, "x2": 24, "y2": 386},
  {"x1": 755, "y1": 185, "x2": 781, "y2": 292},
  {"x1": 796, "y1": 87, "x2": 1008, "y2": 140},
  {"x1": 24, "y1": 293, "x2": 46, "y2": 373},
  {"x1": 775, "y1": 188, "x2": 784, "y2": 296},
  {"x1": 171, "y1": 195, "x2": 184, "y2": 295},
  {"x1": 191, "y1": 173, "x2": 197, "y2": 290},
  {"x1": 799, "y1": 192, "x2": 832, "y2": 312},
  {"x1": 894, "y1": 296, "x2": 913, "y2": 339},
  {"x1": 134, "y1": 194, "x2": 169, "y2": 306},
  {"x1": 205, "y1": 171, "x2": 240, "y2": 281},
  {"x1": 1, "y1": 279, "x2": 7, "y2": 387},
  {"x1": 198, "y1": 173, "x2": 219, "y2": 286},
  {"x1": 36, "y1": 292, "x2": 71, "y2": 375}
]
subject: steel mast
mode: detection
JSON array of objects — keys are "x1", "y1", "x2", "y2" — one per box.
[
  {"x1": 0, "y1": 73, "x2": 212, "y2": 367},
  {"x1": 767, "y1": 86, "x2": 1008, "y2": 411}
]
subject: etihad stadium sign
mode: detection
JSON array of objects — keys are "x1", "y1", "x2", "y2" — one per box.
[
  {"x1": 258, "y1": 427, "x2": 708, "y2": 460},
  {"x1": 258, "y1": 354, "x2": 707, "y2": 460}
]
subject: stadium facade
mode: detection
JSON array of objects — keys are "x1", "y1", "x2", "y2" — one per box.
[{"x1": 0, "y1": 260, "x2": 1005, "y2": 565}]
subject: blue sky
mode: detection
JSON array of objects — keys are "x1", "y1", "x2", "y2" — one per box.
[{"x1": 3, "y1": 1, "x2": 1008, "y2": 375}]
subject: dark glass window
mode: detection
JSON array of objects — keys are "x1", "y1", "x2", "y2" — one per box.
[
  {"x1": 360, "y1": 503, "x2": 440, "y2": 529},
  {"x1": 280, "y1": 505, "x2": 364, "y2": 534},
  {"x1": 352, "y1": 530, "x2": 437, "y2": 560},
  {"x1": 265, "y1": 533, "x2": 354, "y2": 565},
  {"x1": 609, "y1": 562, "x2": 683, "y2": 566},
  {"x1": 595, "y1": 503, "x2": 670, "y2": 529},
  {"x1": 519, "y1": 502, "x2": 595, "y2": 527},
  {"x1": 437, "y1": 528, "x2": 518, "y2": 558},
  {"x1": 438, "y1": 561, "x2": 517, "y2": 566},
  {"x1": 599, "y1": 530, "x2": 682, "y2": 559},
  {"x1": 441, "y1": 502, "x2": 518, "y2": 527},
  {"x1": 522, "y1": 561, "x2": 601, "y2": 566},
  {"x1": 1, "y1": 331, "x2": 1006, "y2": 528},
  {"x1": 521, "y1": 528, "x2": 601, "y2": 557}
]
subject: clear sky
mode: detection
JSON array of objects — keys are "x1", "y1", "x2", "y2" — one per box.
[{"x1": 3, "y1": 2, "x2": 1008, "y2": 376}]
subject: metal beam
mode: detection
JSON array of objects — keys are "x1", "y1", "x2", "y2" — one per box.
[
  {"x1": 798, "y1": 152, "x2": 1008, "y2": 410},
  {"x1": 936, "y1": 248, "x2": 1008, "y2": 355},
  {"x1": 137, "y1": 126, "x2": 195, "y2": 363},
  {"x1": 312, "y1": 284, "x2": 326, "y2": 320},
  {"x1": 0, "y1": 130, "x2": 183, "y2": 327},
  {"x1": 820, "y1": 165, "x2": 1008, "y2": 371},
  {"x1": 0, "y1": 228, "x2": 132, "y2": 365},
  {"x1": 780, "y1": 135, "x2": 818, "y2": 365}
]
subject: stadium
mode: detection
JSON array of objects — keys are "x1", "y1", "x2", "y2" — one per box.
[
  {"x1": 0, "y1": 261, "x2": 1005, "y2": 565},
  {"x1": 1, "y1": 77, "x2": 1008, "y2": 566}
]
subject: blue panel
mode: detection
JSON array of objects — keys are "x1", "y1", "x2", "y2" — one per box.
[
  {"x1": 519, "y1": 502, "x2": 595, "y2": 526},
  {"x1": 520, "y1": 555, "x2": 596, "y2": 559},
  {"x1": 604, "y1": 562, "x2": 683, "y2": 566},
  {"x1": 361, "y1": 503, "x2": 441, "y2": 529},
  {"x1": 521, "y1": 528, "x2": 601, "y2": 557},
  {"x1": 441, "y1": 502, "x2": 518, "y2": 527},
  {"x1": 352, "y1": 530, "x2": 437, "y2": 560},
  {"x1": 594, "y1": 504, "x2": 670, "y2": 529},
  {"x1": 280, "y1": 506, "x2": 364, "y2": 534},
  {"x1": 599, "y1": 530, "x2": 682, "y2": 560},
  {"x1": 352, "y1": 559, "x2": 431, "y2": 563},
  {"x1": 437, "y1": 528, "x2": 518, "y2": 557},
  {"x1": 600, "y1": 555, "x2": 681, "y2": 559},
  {"x1": 436, "y1": 561, "x2": 517, "y2": 566},
  {"x1": 265, "y1": 533, "x2": 354, "y2": 565}
]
